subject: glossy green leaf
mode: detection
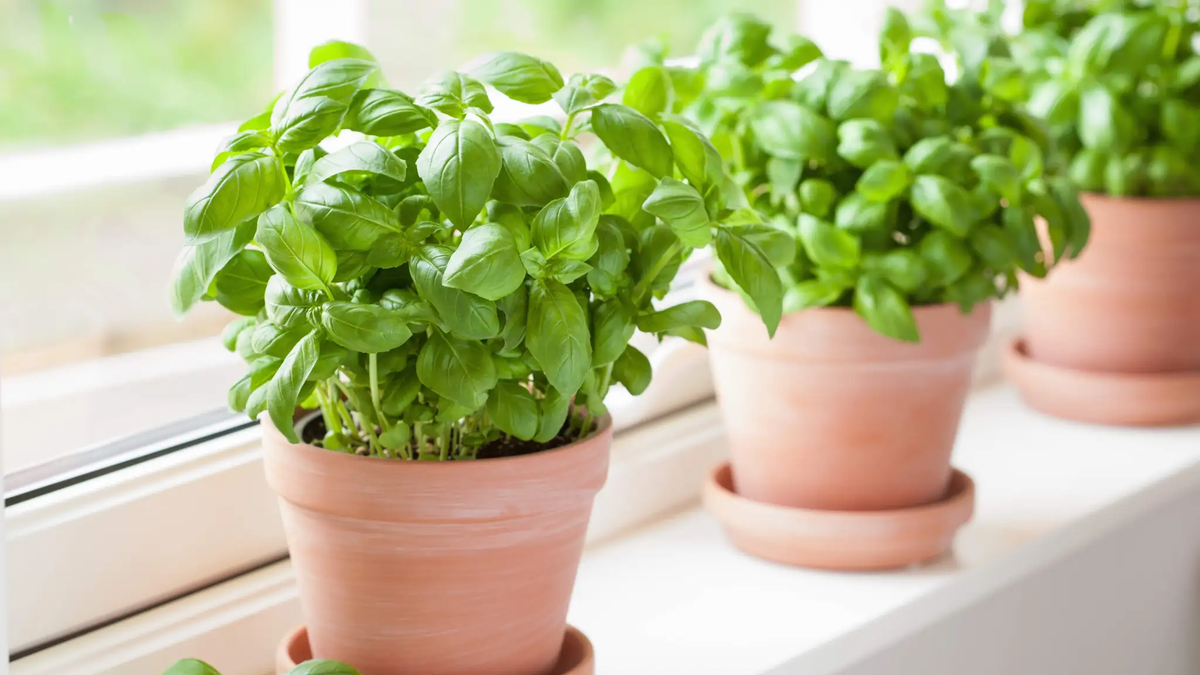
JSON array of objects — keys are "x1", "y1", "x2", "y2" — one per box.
[
  {"x1": 214, "y1": 249, "x2": 273, "y2": 316},
  {"x1": 264, "y1": 276, "x2": 324, "y2": 328},
  {"x1": 169, "y1": 221, "x2": 256, "y2": 316},
  {"x1": 256, "y1": 205, "x2": 336, "y2": 291},
  {"x1": 411, "y1": 245, "x2": 501, "y2": 340},
  {"x1": 293, "y1": 182, "x2": 400, "y2": 251},
  {"x1": 183, "y1": 153, "x2": 284, "y2": 245},
  {"x1": 344, "y1": 88, "x2": 437, "y2": 136},
  {"x1": 416, "y1": 330, "x2": 497, "y2": 410},
  {"x1": 749, "y1": 100, "x2": 835, "y2": 163},
  {"x1": 486, "y1": 381, "x2": 539, "y2": 440},
  {"x1": 592, "y1": 298, "x2": 636, "y2": 366},
  {"x1": 714, "y1": 226, "x2": 783, "y2": 336},
  {"x1": 417, "y1": 119, "x2": 502, "y2": 229},
  {"x1": 837, "y1": 119, "x2": 899, "y2": 169},
  {"x1": 444, "y1": 222, "x2": 526, "y2": 301},
  {"x1": 492, "y1": 138, "x2": 570, "y2": 207},
  {"x1": 798, "y1": 179, "x2": 839, "y2": 218},
  {"x1": 416, "y1": 71, "x2": 493, "y2": 118},
  {"x1": 798, "y1": 214, "x2": 860, "y2": 268},
  {"x1": 527, "y1": 279, "x2": 591, "y2": 395},
  {"x1": 553, "y1": 72, "x2": 617, "y2": 115},
  {"x1": 856, "y1": 160, "x2": 911, "y2": 202},
  {"x1": 590, "y1": 103, "x2": 674, "y2": 178},
  {"x1": 320, "y1": 302, "x2": 413, "y2": 353},
  {"x1": 471, "y1": 52, "x2": 564, "y2": 104},
  {"x1": 163, "y1": 659, "x2": 222, "y2": 675},
  {"x1": 612, "y1": 345, "x2": 652, "y2": 395},
  {"x1": 910, "y1": 175, "x2": 974, "y2": 236},
  {"x1": 853, "y1": 275, "x2": 918, "y2": 343},
  {"x1": 306, "y1": 142, "x2": 407, "y2": 186},
  {"x1": 641, "y1": 178, "x2": 711, "y2": 248},
  {"x1": 532, "y1": 180, "x2": 602, "y2": 260},
  {"x1": 266, "y1": 330, "x2": 322, "y2": 442},
  {"x1": 623, "y1": 66, "x2": 674, "y2": 118},
  {"x1": 636, "y1": 300, "x2": 721, "y2": 334}
]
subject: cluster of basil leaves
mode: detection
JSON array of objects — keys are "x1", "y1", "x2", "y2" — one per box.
[
  {"x1": 623, "y1": 12, "x2": 1090, "y2": 342},
  {"x1": 166, "y1": 659, "x2": 354, "y2": 675},
  {"x1": 168, "y1": 41, "x2": 775, "y2": 459},
  {"x1": 921, "y1": 0, "x2": 1200, "y2": 197}
]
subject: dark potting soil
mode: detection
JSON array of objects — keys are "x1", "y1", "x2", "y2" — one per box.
[{"x1": 298, "y1": 414, "x2": 588, "y2": 460}]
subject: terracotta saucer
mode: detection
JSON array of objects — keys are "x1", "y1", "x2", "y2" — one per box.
[
  {"x1": 276, "y1": 624, "x2": 594, "y2": 675},
  {"x1": 704, "y1": 462, "x2": 974, "y2": 571},
  {"x1": 1004, "y1": 338, "x2": 1200, "y2": 426}
]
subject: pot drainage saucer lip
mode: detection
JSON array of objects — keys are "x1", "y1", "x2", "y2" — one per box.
[
  {"x1": 277, "y1": 623, "x2": 595, "y2": 675},
  {"x1": 1004, "y1": 338, "x2": 1200, "y2": 427},
  {"x1": 703, "y1": 462, "x2": 975, "y2": 571}
]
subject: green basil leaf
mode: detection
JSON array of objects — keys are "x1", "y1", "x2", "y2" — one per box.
[
  {"x1": 835, "y1": 192, "x2": 892, "y2": 233},
  {"x1": 632, "y1": 225, "x2": 682, "y2": 297},
  {"x1": 911, "y1": 175, "x2": 974, "y2": 236},
  {"x1": 714, "y1": 226, "x2": 783, "y2": 337},
  {"x1": 532, "y1": 179, "x2": 602, "y2": 260},
  {"x1": 471, "y1": 51, "x2": 564, "y2": 104},
  {"x1": 416, "y1": 119, "x2": 502, "y2": 229},
  {"x1": 271, "y1": 57, "x2": 378, "y2": 124},
  {"x1": 837, "y1": 119, "x2": 899, "y2": 169},
  {"x1": 903, "y1": 137, "x2": 971, "y2": 177},
  {"x1": 879, "y1": 7, "x2": 912, "y2": 68},
  {"x1": 256, "y1": 205, "x2": 336, "y2": 291},
  {"x1": 547, "y1": 259, "x2": 592, "y2": 284},
  {"x1": 184, "y1": 153, "x2": 284, "y2": 245},
  {"x1": 749, "y1": 100, "x2": 835, "y2": 163},
  {"x1": 292, "y1": 147, "x2": 325, "y2": 186},
  {"x1": 798, "y1": 213, "x2": 861, "y2": 268},
  {"x1": 862, "y1": 249, "x2": 926, "y2": 293},
  {"x1": 623, "y1": 66, "x2": 674, "y2": 119},
  {"x1": 320, "y1": 302, "x2": 413, "y2": 353},
  {"x1": 492, "y1": 138, "x2": 570, "y2": 207},
  {"x1": 641, "y1": 178, "x2": 711, "y2": 248},
  {"x1": 251, "y1": 322, "x2": 310, "y2": 359},
  {"x1": 636, "y1": 300, "x2": 721, "y2": 334},
  {"x1": 266, "y1": 330, "x2": 322, "y2": 442},
  {"x1": 411, "y1": 245, "x2": 501, "y2": 339},
  {"x1": 169, "y1": 221, "x2": 256, "y2": 316},
  {"x1": 697, "y1": 13, "x2": 773, "y2": 67},
  {"x1": 211, "y1": 131, "x2": 273, "y2": 172},
  {"x1": 286, "y1": 659, "x2": 361, "y2": 675},
  {"x1": 163, "y1": 659, "x2": 223, "y2": 675},
  {"x1": 729, "y1": 223, "x2": 796, "y2": 268},
  {"x1": 980, "y1": 57, "x2": 1026, "y2": 101},
  {"x1": 587, "y1": 216, "x2": 631, "y2": 298},
  {"x1": 533, "y1": 386, "x2": 571, "y2": 443},
  {"x1": 793, "y1": 58, "x2": 850, "y2": 112},
  {"x1": 896, "y1": 53, "x2": 948, "y2": 110},
  {"x1": 854, "y1": 274, "x2": 918, "y2": 342},
  {"x1": 305, "y1": 141, "x2": 406, "y2": 186},
  {"x1": 416, "y1": 71, "x2": 493, "y2": 119},
  {"x1": 970, "y1": 155, "x2": 1021, "y2": 205},
  {"x1": 214, "y1": 249, "x2": 273, "y2": 316},
  {"x1": 771, "y1": 34, "x2": 823, "y2": 71},
  {"x1": 344, "y1": 88, "x2": 437, "y2": 136},
  {"x1": 592, "y1": 298, "x2": 636, "y2": 366},
  {"x1": 856, "y1": 160, "x2": 911, "y2": 202},
  {"x1": 783, "y1": 279, "x2": 848, "y2": 312},
  {"x1": 553, "y1": 72, "x2": 617, "y2": 115},
  {"x1": 1104, "y1": 152, "x2": 1146, "y2": 197},
  {"x1": 485, "y1": 380, "x2": 539, "y2": 441},
  {"x1": 827, "y1": 69, "x2": 897, "y2": 122},
  {"x1": 1068, "y1": 148, "x2": 1107, "y2": 192},
  {"x1": 520, "y1": 115, "x2": 563, "y2": 137},
  {"x1": 527, "y1": 279, "x2": 591, "y2": 395},
  {"x1": 309, "y1": 41, "x2": 377, "y2": 68},
  {"x1": 416, "y1": 330, "x2": 497, "y2": 410},
  {"x1": 293, "y1": 182, "x2": 400, "y2": 251},
  {"x1": 265, "y1": 276, "x2": 324, "y2": 328},
  {"x1": 309, "y1": 340, "x2": 350, "y2": 381},
  {"x1": 970, "y1": 224, "x2": 1017, "y2": 271},
  {"x1": 488, "y1": 202, "x2": 533, "y2": 251},
  {"x1": 590, "y1": 103, "x2": 674, "y2": 178},
  {"x1": 272, "y1": 96, "x2": 348, "y2": 154},
  {"x1": 444, "y1": 222, "x2": 526, "y2": 301},
  {"x1": 918, "y1": 230, "x2": 973, "y2": 287},
  {"x1": 222, "y1": 317, "x2": 256, "y2": 352},
  {"x1": 1048, "y1": 178, "x2": 1090, "y2": 260},
  {"x1": 498, "y1": 285, "x2": 529, "y2": 353},
  {"x1": 1027, "y1": 80, "x2": 1079, "y2": 127},
  {"x1": 799, "y1": 179, "x2": 839, "y2": 218},
  {"x1": 1078, "y1": 85, "x2": 1137, "y2": 153},
  {"x1": 612, "y1": 345, "x2": 652, "y2": 396},
  {"x1": 537, "y1": 136, "x2": 588, "y2": 185},
  {"x1": 662, "y1": 118, "x2": 723, "y2": 189},
  {"x1": 382, "y1": 368, "x2": 422, "y2": 416}
]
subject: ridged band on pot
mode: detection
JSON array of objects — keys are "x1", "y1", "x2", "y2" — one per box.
[
  {"x1": 262, "y1": 416, "x2": 611, "y2": 675},
  {"x1": 1022, "y1": 194, "x2": 1200, "y2": 375},
  {"x1": 700, "y1": 273, "x2": 990, "y2": 512}
]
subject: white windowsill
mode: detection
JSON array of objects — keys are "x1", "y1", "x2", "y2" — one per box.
[{"x1": 16, "y1": 383, "x2": 1200, "y2": 675}]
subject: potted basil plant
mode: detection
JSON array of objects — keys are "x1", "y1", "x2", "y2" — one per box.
[
  {"x1": 922, "y1": 0, "x2": 1200, "y2": 425},
  {"x1": 628, "y1": 13, "x2": 1087, "y2": 569},
  {"x1": 168, "y1": 41, "x2": 764, "y2": 675}
]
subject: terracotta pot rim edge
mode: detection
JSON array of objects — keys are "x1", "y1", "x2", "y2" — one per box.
[
  {"x1": 706, "y1": 462, "x2": 974, "y2": 519},
  {"x1": 1079, "y1": 191, "x2": 1200, "y2": 207},
  {"x1": 263, "y1": 412, "x2": 614, "y2": 468}
]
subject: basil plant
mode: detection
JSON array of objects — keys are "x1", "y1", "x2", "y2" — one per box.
[
  {"x1": 921, "y1": 0, "x2": 1200, "y2": 197},
  {"x1": 625, "y1": 13, "x2": 1089, "y2": 342},
  {"x1": 166, "y1": 659, "x2": 355, "y2": 675},
  {"x1": 168, "y1": 41, "x2": 766, "y2": 460}
]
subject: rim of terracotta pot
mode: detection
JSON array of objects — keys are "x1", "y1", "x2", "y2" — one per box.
[
  {"x1": 1004, "y1": 338, "x2": 1200, "y2": 426},
  {"x1": 275, "y1": 623, "x2": 595, "y2": 675},
  {"x1": 703, "y1": 462, "x2": 975, "y2": 571},
  {"x1": 284, "y1": 410, "x2": 614, "y2": 468}
]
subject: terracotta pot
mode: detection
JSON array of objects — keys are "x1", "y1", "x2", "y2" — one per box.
[
  {"x1": 701, "y1": 274, "x2": 990, "y2": 512},
  {"x1": 276, "y1": 624, "x2": 596, "y2": 675},
  {"x1": 1022, "y1": 194, "x2": 1200, "y2": 374},
  {"x1": 703, "y1": 463, "x2": 975, "y2": 570},
  {"x1": 262, "y1": 416, "x2": 611, "y2": 675}
]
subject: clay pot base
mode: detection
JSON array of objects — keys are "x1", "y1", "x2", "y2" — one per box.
[
  {"x1": 1005, "y1": 338, "x2": 1200, "y2": 426},
  {"x1": 704, "y1": 463, "x2": 975, "y2": 571},
  {"x1": 276, "y1": 624, "x2": 595, "y2": 675}
]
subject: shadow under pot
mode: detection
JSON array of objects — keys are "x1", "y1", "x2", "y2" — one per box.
[
  {"x1": 1008, "y1": 194, "x2": 1200, "y2": 425},
  {"x1": 261, "y1": 413, "x2": 611, "y2": 675},
  {"x1": 700, "y1": 273, "x2": 988, "y2": 570}
]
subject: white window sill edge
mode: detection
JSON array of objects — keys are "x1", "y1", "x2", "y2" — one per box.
[{"x1": 14, "y1": 383, "x2": 1200, "y2": 675}]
